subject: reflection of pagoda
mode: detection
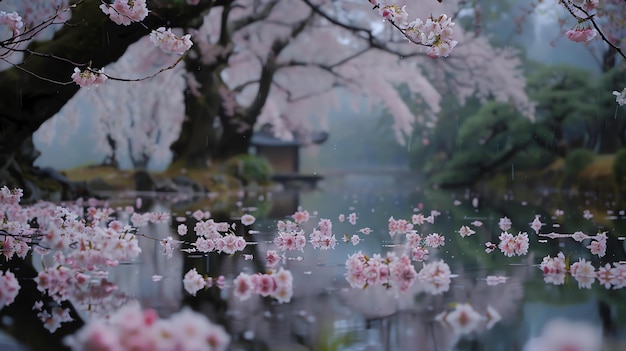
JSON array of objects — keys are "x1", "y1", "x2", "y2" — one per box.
[{"x1": 251, "y1": 124, "x2": 328, "y2": 188}]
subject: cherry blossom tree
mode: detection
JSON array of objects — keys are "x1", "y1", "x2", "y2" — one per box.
[
  {"x1": 0, "y1": 0, "x2": 225, "y2": 194},
  {"x1": 41, "y1": 0, "x2": 532, "y2": 169}
]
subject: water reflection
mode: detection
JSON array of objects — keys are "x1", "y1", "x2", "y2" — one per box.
[{"x1": 3, "y1": 174, "x2": 626, "y2": 350}]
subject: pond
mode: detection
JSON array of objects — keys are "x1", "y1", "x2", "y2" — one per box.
[{"x1": 1, "y1": 174, "x2": 626, "y2": 351}]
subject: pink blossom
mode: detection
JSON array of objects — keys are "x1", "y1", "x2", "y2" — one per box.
[
  {"x1": 458, "y1": 225, "x2": 475, "y2": 237},
  {"x1": 523, "y1": 319, "x2": 601, "y2": 351},
  {"x1": 265, "y1": 250, "x2": 281, "y2": 268},
  {"x1": 587, "y1": 232, "x2": 607, "y2": 257},
  {"x1": 438, "y1": 303, "x2": 485, "y2": 335},
  {"x1": 379, "y1": 5, "x2": 409, "y2": 27},
  {"x1": 177, "y1": 224, "x2": 188, "y2": 236},
  {"x1": 485, "y1": 275, "x2": 508, "y2": 286},
  {"x1": 570, "y1": 258, "x2": 595, "y2": 289},
  {"x1": 425, "y1": 233, "x2": 445, "y2": 248},
  {"x1": 251, "y1": 273, "x2": 277, "y2": 297},
  {"x1": 183, "y1": 268, "x2": 206, "y2": 296},
  {"x1": 530, "y1": 215, "x2": 543, "y2": 234},
  {"x1": 71, "y1": 67, "x2": 108, "y2": 88},
  {"x1": 498, "y1": 217, "x2": 512, "y2": 231},
  {"x1": 150, "y1": 27, "x2": 193, "y2": 55},
  {"x1": 613, "y1": 88, "x2": 626, "y2": 106},
  {"x1": 351, "y1": 234, "x2": 361, "y2": 245},
  {"x1": 0, "y1": 270, "x2": 20, "y2": 309},
  {"x1": 347, "y1": 212, "x2": 358, "y2": 225},
  {"x1": 240, "y1": 214, "x2": 255, "y2": 226},
  {"x1": 411, "y1": 247, "x2": 429, "y2": 262},
  {"x1": 566, "y1": 27, "x2": 597, "y2": 42},
  {"x1": 571, "y1": 231, "x2": 587, "y2": 242},
  {"x1": 291, "y1": 209, "x2": 310, "y2": 224},
  {"x1": 0, "y1": 11, "x2": 23, "y2": 36},
  {"x1": 233, "y1": 272, "x2": 253, "y2": 301},
  {"x1": 498, "y1": 232, "x2": 516, "y2": 257},
  {"x1": 99, "y1": 0, "x2": 149, "y2": 26},
  {"x1": 417, "y1": 260, "x2": 452, "y2": 295},
  {"x1": 358, "y1": 227, "x2": 372, "y2": 235}
]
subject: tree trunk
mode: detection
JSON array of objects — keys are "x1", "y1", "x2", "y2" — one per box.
[
  {"x1": 215, "y1": 112, "x2": 255, "y2": 159},
  {"x1": 170, "y1": 55, "x2": 223, "y2": 168}
]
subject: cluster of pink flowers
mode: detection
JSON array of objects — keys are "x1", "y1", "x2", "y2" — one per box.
[
  {"x1": 233, "y1": 268, "x2": 293, "y2": 303},
  {"x1": 149, "y1": 27, "x2": 193, "y2": 55},
  {"x1": 183, "y1": 268, "x2": 225, "y2": 296},
  {"x1": 540, "y1": 252, "x2": 626, "y2": 289},
  {"x1": 494, "y1": 231, "x2": 529, "y2": 257},
  {"x1": 99, "y1": 0, "x2": 149, "y2": 26},
  {"x1": 586, "y1": 232, "x2": 607, "y2": 257},
  {"x1": 192, "y1": 219, "x2": 247, "y2": 254},
  {"x1": 274, "y1": 229, "x2": 307, "y2": 251},
  {"x1": 71, "y1": 67, "x2": 108, "y2": 88},
  {"x1": 345, "y1": 251, "x2": 418, "y2": 293},
  {"x1": 388, "y1": 216, "x2": 414, "y2": 237},
  {"x1": 34, "y1": 304, "x2": 73, "y2": 333},
  {"x1": 369, "y1": 1, "x2": 457, "y2": 58},
  {"x1": 597, "y1": 262, "x2": 626, "y2": 289},
  {"x1": 566, "y1": 26, "x2": 598, "y2": 43},
  {"x1": 65, "y1": 303, "x2": 230, "y2": 351},
  {"x1": 0, "y1": 11, "x2": 23, "y2": 36},
  {"x1": 405, "y1": 14, "x2": 458, "y2": 58},
  {"x1": 265, "y1": 250, "x2": 282, "y2": 267},
  {"x1": 309, "y1": 218, "x2": 337, "y2": 250},
  {"x1": 404, "y1": 232, "x2": 445, "y2": 262},
  {"x1": 0, "y1": 270, "x2": 20, "y2": 309}
]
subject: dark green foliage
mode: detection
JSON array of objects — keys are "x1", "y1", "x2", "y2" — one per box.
[
  {"x1": 432, "y1": 101, "x2": 545, "y2": 186},
  {"x1": 564, "y1": 148, "x2": 595, "y2": 178},
  {"x1": 222, "y1": 154, "x2": 274, "y2": 186},
  {"x1": 527, "y1": 65, "x2": 596, "y2": 156},
  {"x1": 613, "y1": 149, "x2": 626, "y2": 185}
]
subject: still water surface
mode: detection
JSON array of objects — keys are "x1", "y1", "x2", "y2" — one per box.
[{"x1": 3, "y1": 173, "x2": 626, "y2": 350}]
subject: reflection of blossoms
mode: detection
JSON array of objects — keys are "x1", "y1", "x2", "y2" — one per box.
[
  {"x1": 498, "y1": 217, "x2": 512, "y2": 231},
  {"x1": 436, "y1": 303, "x2": 486, "y2": 335},
  {"x1": 65, "y1": 303, "x2": 230, "y2": 351},
  {"x1": 523, "y1": 319, "x2": 602, "y2": 351},
  {"x1": 345, "y1": 251, "x2": 418, "y2": 292},
  {"x1": 570, "y1": 258, "x2": 595, "y2": 289},
  {"x1": 417, "y1": 260, "x2": 452, "y2": 295},
  {"x1": 596, "y1": 262, "x2": 626, "y2": 289},
  {"x1": 233, "y1": 268, "x2": 293, "y2": 303},
  {"x1": 485, "y1": 275, "x2": 508, "y2": 286}
]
